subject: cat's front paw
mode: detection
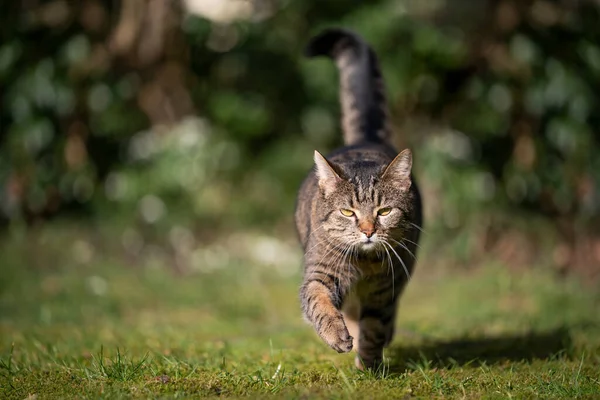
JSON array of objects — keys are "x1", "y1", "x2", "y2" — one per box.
[
  {"x1": 318, "y1": 316, "x2": 354, "y2": 353},
  {"x1": 355, "y1": 355, "x2": 383, "y2": 371}
]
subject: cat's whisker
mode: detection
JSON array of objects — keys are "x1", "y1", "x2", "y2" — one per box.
[
  {"x1": 303, "y1": 225, "x2": 341, "y2": 259},
  {"x1": 339, "y1": 241, "x2": 356, "y2": 270},
  {"x1": 304, "y1": 240, "x2": 345, "y2": 284},
  {"x1": 409, "y1": 222, "x2": 425, "y2": 234},
  {"x1": 337, "y1": 246, "x2": 347, "y2": 271},
  {"x1": 304, "y1": 236, "x2": 328, "y2": 255},
  {"x1": 336, "y1": 243, "x2": 357, "y2": 293},
  {"x1": 305, "y1": 223, "x2": 327, "y2": 242},
  {"x1": 399, "y1": 242, "x2": 417, "y2": 261},
  {"x1": 305, "y1": 234, "x2": 347, "y2": 261},
  {"x1": 304, "y1": 230, "x2": 333, "y2": 256},
  {"x1": 304, "y1": 240, "x2": 327, "y2": 257},
  {"x1": 398, "y1": 237, "x2": 421, "y2": 249},
  {"x1": 340, "y1": 244, "x2": 354, "y2": 275},
  {"x1": 328, "y1": 245, "x2": 346, "y2": 290},
  {"x1": 388, "y1": 238, "x2": 416, "y2": 260},
  {"x1": 382, "y1": 240, "x2": 411, "y2": 281},
  {"x1": 319, "y1": 242, "x2": 345, "y2": 265},
  {"x1": 380, "y1": 243, "x2": 395, "y2": 298}
]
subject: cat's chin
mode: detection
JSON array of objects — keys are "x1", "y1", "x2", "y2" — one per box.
[{"x1": 358, "y1": 241, "x2": 379, "y2": 252}]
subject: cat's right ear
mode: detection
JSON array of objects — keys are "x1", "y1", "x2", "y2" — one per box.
[
  {"x1": 381, "y1": 148, "x2": 412, "y2": 191},
  {"x1": 314, "y1": 150, "x2": 341, "y2": 196}
]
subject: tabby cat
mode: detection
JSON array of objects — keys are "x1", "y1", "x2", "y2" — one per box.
[{"x1": 295, "y1": 28, "x2": 422, "y2": 370}]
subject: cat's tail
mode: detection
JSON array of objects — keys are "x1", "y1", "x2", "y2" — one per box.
[{"x1": 305, "y1": 28, "x2": 390, "y2": 146}]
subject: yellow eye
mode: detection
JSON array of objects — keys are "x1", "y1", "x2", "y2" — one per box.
[
  {"x1": 378, "y1": 208, "x2": 392, "y2": 216},
  {"x1": 340, "y1": 209, "x2": 355, "y2": 217}
]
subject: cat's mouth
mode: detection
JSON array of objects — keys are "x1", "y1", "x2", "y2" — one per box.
[
  {"x1": 360, "y1": 241, "x2": 378, "y2": 251},
  {"x1": 358, "y1": 235, "x2": 379, "y2": 251}
]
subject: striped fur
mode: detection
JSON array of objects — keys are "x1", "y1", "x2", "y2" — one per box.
[
  {"x1": 296, "y1": 29, "x2": 422, "y2": 370},
  {"x1": 305, "y1": 28, "x2": 390, "y2": 145}
]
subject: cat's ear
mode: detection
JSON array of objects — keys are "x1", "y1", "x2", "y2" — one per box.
[
  {"x1": 314, "y1": 150, "x2": 341, "y2": 196},
  {"x1": 382, "y1": 149, "x2": 412, "y2": 191}
]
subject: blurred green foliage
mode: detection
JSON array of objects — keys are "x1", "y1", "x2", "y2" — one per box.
[{"x1": 1, "y1": 1, "x2": 599, "y2": 256}]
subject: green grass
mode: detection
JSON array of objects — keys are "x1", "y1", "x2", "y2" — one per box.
[{"x1": 1, "y1": 225, "x2": 599, "y2": 399}]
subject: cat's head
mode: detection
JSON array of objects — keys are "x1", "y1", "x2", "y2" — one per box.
[{"x1": 313, "y1": 149, "x2": 414, "y2": 253}]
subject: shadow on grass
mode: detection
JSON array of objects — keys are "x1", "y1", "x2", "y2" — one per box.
[{"x1": 388, "y1": 327, "x2": 573, "y2": 371}]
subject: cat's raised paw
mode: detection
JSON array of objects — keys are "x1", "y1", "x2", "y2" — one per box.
[
  {"x1": 319, "y1": 318, "x2": 354, "y2": 353},
  {"x1": 330, "y1": 332, "x2": 354, "y2": 353}
]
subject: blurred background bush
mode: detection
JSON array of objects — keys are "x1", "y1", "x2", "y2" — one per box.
[{"x1": 1, "y1": 0, "x2": 599, "y2": 279}]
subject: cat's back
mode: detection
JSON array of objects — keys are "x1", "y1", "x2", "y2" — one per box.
[{"x1": 326, "y1": 142, "x2": 397, "y2": 166}]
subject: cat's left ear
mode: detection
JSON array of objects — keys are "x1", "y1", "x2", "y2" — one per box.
[
  {"x1": 382, "y1": 149, "x2": 412, "y2": 191},
  {"x1": 314, "y1": 150, "x2": 341, "y2": 196}
]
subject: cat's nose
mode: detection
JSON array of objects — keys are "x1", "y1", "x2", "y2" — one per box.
[{"x1": 360, "y1": 223, "x2": 375, "y2": 238}]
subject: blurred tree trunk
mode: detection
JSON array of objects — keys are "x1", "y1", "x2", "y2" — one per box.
[{"x1": 107, "y1": 0, "x2": 195, "y2": 125}]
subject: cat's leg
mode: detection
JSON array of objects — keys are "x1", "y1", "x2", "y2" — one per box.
[
  {"x1": 300, "y1": 264, "x2": 354, "y2": 353},
  {"x1": 354, "y1": 276, "x2": 404, "y2": 370},
  {"x1": 355, "y1": 301, "x2": 398, "y2": 370},
  {"x1": 384, "y1": 312, "x2": 397, "y2": 347}
]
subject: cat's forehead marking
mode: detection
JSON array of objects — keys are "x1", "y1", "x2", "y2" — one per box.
[{"x1": 349, "y1": 173, "x2": 378, "y2": 204}]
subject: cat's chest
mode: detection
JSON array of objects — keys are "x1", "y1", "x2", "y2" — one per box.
[
  {"x1": 343, "y1": 269, "x2": 393, "y2": 312},
  {"x1": 349, "y1": 262, "x2": 386, "y2": 289},
  {"x1": 354, "y1": 257, "x2": 387, "y2": 277}
]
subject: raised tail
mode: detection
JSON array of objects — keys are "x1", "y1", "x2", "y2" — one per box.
[{"x1": 305, "y1": 28, "x2": 390, "y2": 146}]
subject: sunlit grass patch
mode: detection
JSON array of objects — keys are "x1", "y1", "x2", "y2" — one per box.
[
  {"x1": 0, "y1": 226, "x2": 599, "y2": 398},
  {"x1": 85, "y1": 347, "x2": 150, "y2": 382}
]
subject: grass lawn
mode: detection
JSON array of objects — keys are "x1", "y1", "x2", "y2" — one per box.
[{"x1": 1, "y1": 225, "x2": 599, "y2": 399}]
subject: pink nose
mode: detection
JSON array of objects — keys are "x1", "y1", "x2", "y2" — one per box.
[
  {"x1": 362, "y1": 229, "x2": 375, "y2": 238},
  {"x1": 360, "y1": 222, "x2": 375, "y2": 238}
]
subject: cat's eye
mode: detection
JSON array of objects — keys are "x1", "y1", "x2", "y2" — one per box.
[
  {"x1": 377, "y1": 208, "x2": 392, "y2": 216},
  {"x1": 340, "y1": 209, "x2": 355, "y2": 217}
]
